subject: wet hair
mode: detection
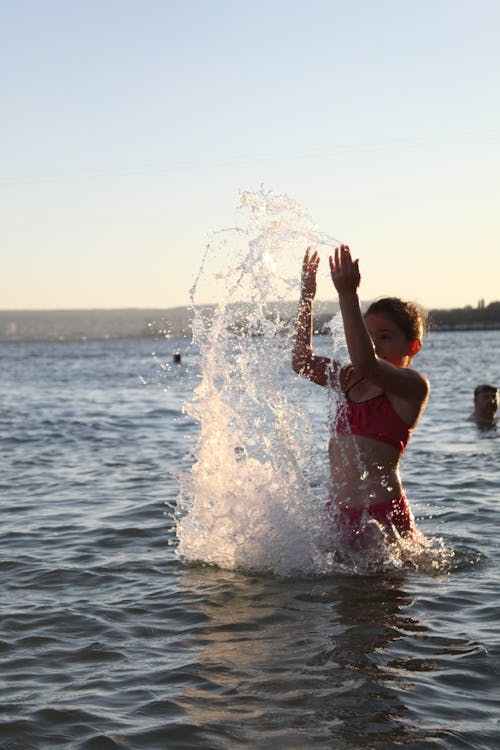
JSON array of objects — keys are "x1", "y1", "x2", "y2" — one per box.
[
  {"x1": 474, "y1": 383, "x2": 498, "y2": 400},
  {"x1": 365, "y1": 297, "x2": 428, "y2": 342}
]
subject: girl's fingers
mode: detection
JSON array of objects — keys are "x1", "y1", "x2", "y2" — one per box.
[
  {"x1": 330, "y1": 245, "x2": 356, "y2": 274},
  {"x1": 303, "y1": 248, "x2": 319, "y2": 278},
  {"x1": 341, "y1": 245, "x2": 351, "y2": 264},
  {"x1": 304, "y1": 247, "x2": 318, "y2": 262},
  {"x1": 334, "y1": 245, "x2": 351, "y2": 268}
]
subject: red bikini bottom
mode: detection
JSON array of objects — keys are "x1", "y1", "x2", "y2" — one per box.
[{"x1": 330, "y1": 495, "x2": 416, "y2": 543}]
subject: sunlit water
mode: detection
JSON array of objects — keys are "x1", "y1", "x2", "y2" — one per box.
[
  {"x1": 176, "y1": 188, "x2": 338, "y2": 576},
  {"x1": 1, "y1": 191, "x2": 499, "y2": 749}
]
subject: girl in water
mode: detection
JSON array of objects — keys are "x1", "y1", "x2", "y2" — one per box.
[{"x1": 292, "y1": 245, "x2": 429, "y2": 544}]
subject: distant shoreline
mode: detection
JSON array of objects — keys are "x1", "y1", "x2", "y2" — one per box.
[{"x1": 0, "y1": 303, "x2": 499, "y2": 343}]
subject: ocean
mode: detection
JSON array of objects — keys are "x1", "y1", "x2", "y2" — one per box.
[{"x1": 1, "y1": 328, "x2": 499, "y2": 750}]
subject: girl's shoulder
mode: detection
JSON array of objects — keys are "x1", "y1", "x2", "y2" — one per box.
[
  {"x1": 404, "y1": 367, "x2": 430, "y2": 399},
  {"x1": 341, "y1": 362, "x2": 429, "y2": 404}
]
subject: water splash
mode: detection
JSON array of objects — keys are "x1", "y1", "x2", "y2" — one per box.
[{"x1": 175, "y1": 187, "x2": 453, "y2": 577}]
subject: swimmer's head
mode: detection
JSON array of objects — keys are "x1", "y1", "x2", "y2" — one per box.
[
  {"x1": 474, "y1": 383, "x2": 498, "y2": 400},
  {"x1": 473, "y1": 384, "x2": 498, "y2": 424}
]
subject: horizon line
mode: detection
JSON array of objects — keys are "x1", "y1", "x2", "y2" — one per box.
[{"x1": 0, "y1": 299, "x2": 497, "y2": 314}]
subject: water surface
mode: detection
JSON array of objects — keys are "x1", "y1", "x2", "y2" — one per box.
[{"x1": 1, "y1": 330, "x2": 499, "y2": 749}]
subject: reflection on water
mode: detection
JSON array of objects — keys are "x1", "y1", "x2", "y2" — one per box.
[{"x1": 175, "y1": 568, "x2": 439, "y2": 748}]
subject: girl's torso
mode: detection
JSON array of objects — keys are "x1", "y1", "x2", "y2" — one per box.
[
  {"x1": 336, "y1": 385, "x2": 412, "y2": 451},
  {"x1": 329, "y1": 376, "x2": 415, "y2": 509},
  {"x1": 328, "y1": 433, "x2": 404, "y2": 508}
]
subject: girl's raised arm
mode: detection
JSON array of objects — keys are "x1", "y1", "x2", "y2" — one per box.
[
  {"x1": 292, "y1": 249, "x2": 332, "y2": 387},
  {"x1": 329, "y1": 245, "x2": 428, "y2": 403}
]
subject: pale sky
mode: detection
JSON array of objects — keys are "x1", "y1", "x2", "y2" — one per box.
[{"x1": 2, "y1": 0, "x2": 499, "y2": 311}]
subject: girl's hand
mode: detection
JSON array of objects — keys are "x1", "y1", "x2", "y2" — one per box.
[
  {"x1": 301, "y1": 247, "x2": 320, "y2": 301},
  {"x1": 329, "y1": 245, "x2": 361, "y2": 296}
]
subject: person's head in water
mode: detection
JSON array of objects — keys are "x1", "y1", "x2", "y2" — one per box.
[
  {"x1": 473, "y1": 384, "x2": 498, "y2": 426},
  {"x1": 364, "y1": 297, "x2": 428, "y2": 368}
]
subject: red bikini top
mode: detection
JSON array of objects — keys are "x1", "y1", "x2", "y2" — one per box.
[{"x1": 335, "y1": 384, "x2": 413, "y2": 452}]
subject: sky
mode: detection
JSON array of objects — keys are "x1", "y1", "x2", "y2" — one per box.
[{"x1": 2, "y1": 0, "x2": 499, "y2": 311}]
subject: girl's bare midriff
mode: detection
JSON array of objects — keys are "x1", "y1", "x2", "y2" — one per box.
[{"x1": 329, "y1": 433, "x2": 404, "y2": 508}]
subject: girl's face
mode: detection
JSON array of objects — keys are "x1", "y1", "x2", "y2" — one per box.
[{"x1": 364, "y1": 312, "x2": 418, "y2": 367}]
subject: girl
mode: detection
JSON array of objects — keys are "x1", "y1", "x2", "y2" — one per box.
[{"x1": 292, "y1": 246, "x2": 429, "y2": 543}]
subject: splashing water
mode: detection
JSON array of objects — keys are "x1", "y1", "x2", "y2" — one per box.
[{"x1": 175, "y1": 187, "x2": 453, "y2": 577}]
